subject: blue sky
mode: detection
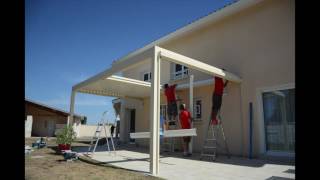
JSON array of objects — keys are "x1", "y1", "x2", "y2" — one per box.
[{"x1": 25, "y1": 0, "x2": 235, "y2": 125}]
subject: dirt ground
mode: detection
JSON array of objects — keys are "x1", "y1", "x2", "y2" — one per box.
[{"x1": 25, "y1": 137, "x2": 162, "y2": 180}]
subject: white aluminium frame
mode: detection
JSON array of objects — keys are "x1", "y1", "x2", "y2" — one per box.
[
  {"x1": 70, "y1": 46, "x2": 242, "y2": 175},
  {"x1": 256, "y1": 83, "x2": 295, "y2": 157}
]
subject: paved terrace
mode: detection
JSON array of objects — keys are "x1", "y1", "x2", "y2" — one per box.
[{"x1": 72, "y1": 141, "x2": 295, "y2": 180}]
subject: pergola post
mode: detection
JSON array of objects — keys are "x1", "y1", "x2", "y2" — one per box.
[
  {"x1": 69, "y1": 90, "x2": 76, "y2": 125},
  {"x1": 189, "y1": 74, "x2": 194, "y2": 154},
  {"x1": 150, "y1": 47, "x2": 161, "y2": 175}
]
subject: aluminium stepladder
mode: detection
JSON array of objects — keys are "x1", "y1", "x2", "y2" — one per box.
[
  {"x1": 162, "y1": 119, "x2": 178, "y2": 153},
  {"x1": 162, "y1": 98, "x2": 183, "y2": 153},
  {"x1": 200, "y1": 111, "x2": 230, "y2": 161},
  {"x1": 87, "y1": 111, "x2": 116, "y2": 155}
]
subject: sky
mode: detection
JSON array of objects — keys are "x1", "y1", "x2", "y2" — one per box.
[{"x1": 25, "y1": 0, "x2": 236, "y2": 125}]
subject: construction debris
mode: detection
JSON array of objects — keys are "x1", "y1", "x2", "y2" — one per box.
[
  {"x1": 25, "y1": 145, "x2": 34, "y2": 155},
  {"x1": 32, "y1": 137, "x2": 47, "y2": 149},
  {"x1": 62, "y1": 150, "x2": 79, "y2": 161}
]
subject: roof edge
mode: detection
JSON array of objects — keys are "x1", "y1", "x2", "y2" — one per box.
[{"x1": 25, "y1": 98, "x2": 84, "y2": 118}]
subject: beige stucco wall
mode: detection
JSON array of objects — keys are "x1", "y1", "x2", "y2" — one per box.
[{"x1": 120, "y1": 0, "x2": 295, "y2": 157}]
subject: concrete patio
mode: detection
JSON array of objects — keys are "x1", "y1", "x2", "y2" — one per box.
[{"x1": 73, "y1": 142, "x2": 295, "y2": 180}]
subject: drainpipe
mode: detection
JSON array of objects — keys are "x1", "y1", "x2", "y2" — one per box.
[
  {"x1": 249, "y1": 102, "x2": 253, "y2": 159},
  {"x1": 239, "y1": 84, "x2": 245, "y2": 157}
]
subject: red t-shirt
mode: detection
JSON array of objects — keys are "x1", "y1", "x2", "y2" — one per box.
[
  {"x1": 214, "y1": 76, "x2": 224, "y2": 95},
  {"x1": 179, "y1": 110, "x2": 191, "y2": 129},
  {"x1": 164, "y1": 85, "x2": 176, "y2": 102}
]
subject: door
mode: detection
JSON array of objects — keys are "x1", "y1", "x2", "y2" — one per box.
[
  {"x1": 47, "y1": 119, "x2": 56, "y2": 137},
  {"x1": 262, "y1": 88, "x2": 295, "y2": 154},
  {"x1": 129, "y1": 109, "x2": 136, "y2": 142}
]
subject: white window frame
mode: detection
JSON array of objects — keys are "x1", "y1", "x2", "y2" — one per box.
[
  {"x1": 173, "y1": 64, "x2": 189, "y2": 80},
  {"x1": 256, "y1": 83, "x2": 295, "y2": 157},
  {"x1": 193, "y1": 98, "x2": 202, "y2": 121},
  {"x1": 142, "y1": 72, "x2": 152, "y2": 82}
]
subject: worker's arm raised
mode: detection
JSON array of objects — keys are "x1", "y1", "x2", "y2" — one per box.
[{"x1": 224, "y1": 80, "x2": 229, "y2": 87}]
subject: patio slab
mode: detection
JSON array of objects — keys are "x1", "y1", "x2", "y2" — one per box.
[{"x1": 73, "y1": 144, "x2": 295, "y2": 180}]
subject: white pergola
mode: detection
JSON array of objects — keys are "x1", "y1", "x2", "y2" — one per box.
[{"x1": 70, "y1": 46, "x2": 242, "y2": 175}]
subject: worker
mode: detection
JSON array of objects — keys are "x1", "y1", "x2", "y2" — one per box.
[
  {"x1": 164, "y1": 83, "x2": 178, "y2": 129},
  {"x1": 115, "y1": 117, "x2": 120, "y2": 139},
  {"x1": 211, "y1": 69, "x2": 229, "y2": 125},
  {"x1": 110, "y1": 124, "x2": 115, "y2": 137},
  {"x1": 179, "y1": 103, "x2": 192, "y2": 157}
]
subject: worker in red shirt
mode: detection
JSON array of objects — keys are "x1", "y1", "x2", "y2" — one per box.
[
  {"x1": 164, "y1": 83, "x2": 178, "y2": 128},
  {"x1": 211, "y1": 69, "x2": 229, "y2": 125},
  {"x1": 179, "y1": 103, "x2": 192, "y2": 157}
]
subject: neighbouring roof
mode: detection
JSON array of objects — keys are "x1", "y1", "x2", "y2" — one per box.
[{"x1": 25, "y1": 98, "x2": 84, "y2": 118}]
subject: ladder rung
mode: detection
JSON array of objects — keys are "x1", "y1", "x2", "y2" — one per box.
[
  {"x1": 96, "y1": 130, "x2": 101, "y2": 132},
  {"x1": 201, "y1": 153, "x2": 216, "y2": 157}
]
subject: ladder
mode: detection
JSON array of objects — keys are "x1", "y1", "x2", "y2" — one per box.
[
  {"x1": 162, "y1": 120, "x2": 178, "y2": 152},
  {"x1": 162, "y1": 98, "x2": 182, "y2": 153},
  {"x1": 87, "y1": 111, "x2": 116, "y2": 155},
  {"x1": 200, "y1": 112, "x2": 230, "y2": 161}
]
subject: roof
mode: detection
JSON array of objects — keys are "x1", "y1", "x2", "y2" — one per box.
[
  {"x1": 77, "y1": 75, "x2": 151, "y2": 98},
  {"x1": 111, "y1": 0, "x2": 264, "y2": 66},
  {"x1": 73, "y1": 45, "x2": 242, "y2": 98},
  {"x1": 76, "y1": 74, "x2": 215, "y2": 99},
  {"x1": 25, "y1": 98, "x2": 84, "y2": 118}
]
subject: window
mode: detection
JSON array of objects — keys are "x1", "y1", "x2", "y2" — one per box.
[
  {"x1": 193, "y1": 99, "x2": 202, "y2": 120},
  {"x1": 173, "y1": 64, "x2": 188, "y2": 80},
  {"x1": 262, "y1": 88, "x2": 295, "y2": 153},
  {"x1": 143, "y1": 72, "x2": 151, "y2": 82}
]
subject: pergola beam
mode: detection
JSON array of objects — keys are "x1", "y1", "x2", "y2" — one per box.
[
  {"x1": 149, "y1": 46, "x2": 161, "y2": 175},
  {"x1": 72, "y1": 47, "x2": 154, "y2": 91},
  {"x1": 189, "y1": 75, "x2": 194, "y2": 153},
  {"x1": 158, "y1": 47, "x2": 242, "y2": 83},
  {"x1": 78, "y1": 89, "x2": 124, "y2": 97}
]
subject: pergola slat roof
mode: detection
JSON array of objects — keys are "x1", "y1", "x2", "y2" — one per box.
[{"x1": 70, "y1": 46, "x2": 242, "y2": 175}]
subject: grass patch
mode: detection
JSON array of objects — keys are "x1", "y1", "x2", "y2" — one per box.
[{"x1": 25, "y1": 138, "x2": 162, "y2": 180}]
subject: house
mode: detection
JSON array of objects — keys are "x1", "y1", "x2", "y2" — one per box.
[
  {"x1": 70, "y1": 0, "x2": 294, "y2": 175},
  {"x1": 25, "y1": 99, "x2": 85, "y2": 137}
]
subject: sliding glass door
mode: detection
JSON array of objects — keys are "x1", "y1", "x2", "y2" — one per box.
[{"x1": 262, "y1": 88, "x2": 295, "y2": 153}]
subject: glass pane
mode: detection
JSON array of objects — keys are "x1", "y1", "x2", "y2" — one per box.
[
  {"x1": 262, "y1": 88, "x2": 295, "y2": 152},
  {"x1": 175, "y1": 64, "x2": 182, "y2": 71},
  {"x1": 144, "y1": 73, "x2": 148, "y2": 81},
  {"x1": 196, "y1": 100, "x2": 201, "y2": 118}
]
